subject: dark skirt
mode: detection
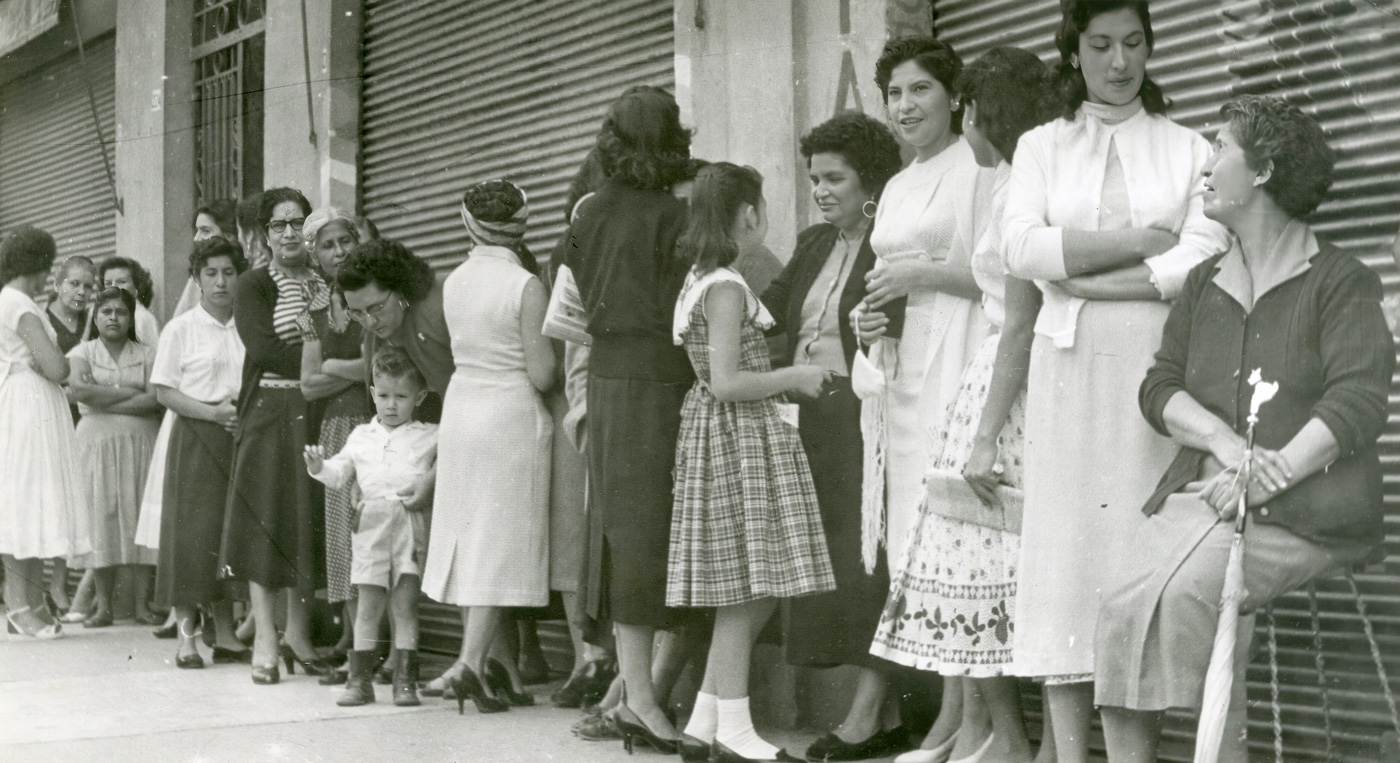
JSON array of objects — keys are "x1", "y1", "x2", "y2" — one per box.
[
  {"x1": 220, "y1": 386, "x2": 325, "y2": 596},
  {"x1": 155, "y1": 416, "x2": 234, "y2": 608},
  {"x1": 783, "y1": 377, "x2": 890, "y2": 667},
  {"x1": 584, "y1": 374, "x2": 691, "y2": 628}
]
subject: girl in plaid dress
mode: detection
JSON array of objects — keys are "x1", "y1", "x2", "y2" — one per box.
[{"x1": 667, "y1": 163, "x2": 836, "y2": 762}]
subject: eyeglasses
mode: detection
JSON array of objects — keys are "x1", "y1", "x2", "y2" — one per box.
[
  {"x1": 266, "y1": 218, "x2": 307, "y2": 236},
  {"x1": 346, "y1": 293, "x2": 402, "y2": 326}
]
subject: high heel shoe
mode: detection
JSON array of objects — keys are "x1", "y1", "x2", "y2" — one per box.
[
  {"x1": 484, "y1": 658, "x2": 535, "y2": 707},
  {"x1": 251, "y1": 663, "x2": 280, "y2": 685},
  {"x1": 894, "y1": 731, "x2": 959, "y2": 763},
  {"x1": 420, "y1": 661, "x2": 463, "y2": 698},
  {"x1": 211, "y1": 646, "x2": 253, "y2": 665},
  {"x1": 152, "y1": 621, "x2": 178, "y2": 639},
  {"x1": 712, "y1": 740, "x2": 801, "y2": 762},
  {"x1": 679, "y1": 734, "x2": 711, "y2": 762},
  {"x1": 614, "y1": 699, "x2": 679, "y2": 755},
  {"x1": 279, "y1": 642, "x2": 333, "y2": 677},
  {"x1": 5, "y1": 607, "x2": 63, "y2": 640},
  {"x1": 947, "y1": 735, "x2": 994, "y2": 763},
  {"x1": 176, "y1": 650, "x2": 205, "y2": 670},
  {"x1": 447, "y1": 665, "x2": 509, "y2": 715}
]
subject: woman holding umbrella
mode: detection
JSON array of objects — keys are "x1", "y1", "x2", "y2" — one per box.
[{"x1": 1094, "y1": 95, "x2": 1394, "y2": 762}]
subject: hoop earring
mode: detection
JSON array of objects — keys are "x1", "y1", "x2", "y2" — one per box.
[{"x1": 862, "y1": 200, "x2": 878, "y2": 219}]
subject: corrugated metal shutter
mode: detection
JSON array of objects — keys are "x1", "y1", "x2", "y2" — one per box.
[
  {"x1": 360, "y1": 0, "x2": 675, "y2": 273},
  {"x1": 359, "y1": 0, "x2": 674, "y2": 667},
  {"x1": 932, "y1": 2, "x2": 1400, "y2": 760},
  {"x1": 0, "y1": 34, "x2": 116, "y2": 264}
]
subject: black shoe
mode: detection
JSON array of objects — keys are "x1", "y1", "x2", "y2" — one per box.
[
  {"x1": 804, "y1": 727, "x2": 909, "y2": 762},
  {"x1": 251, "y1": 663, "x2": 280, "y2": 685},
  {"x1": 279, "y1": 643, "x2": 333, "y2": 677},
  {"x1": 447, "y1": 666, "x2": 509, "y2": 715},
  {"x1": 714, "y1": 741, "x2": 802, "y2": 762},
  {"x1": 615, "y1": 704, "x2": 679, "y2": 755},
  {"x1": 484, "y1": 658, "x2": 535, "y2": 706},
  {"x1": 680, "y1": 735, "x2": 711, "y2": 762},
  {"x1": 337, "y1": 650, "x2": 376, "y2": 707},
  {"x1": 176, "y1": 651, "x2": 205, "y2": 670},
  {"x1": 553, "y1": 659, "x2": 617, "y2": 708},
  {"x1": 211, "y1": 646, "x2": 253, "y2": 665},
  {"x1": 393, "y1": 650, "x2": 421, "y2": 707},
  {"x1": 153, "y1": 621, "x2": 178, "y2": 640}
]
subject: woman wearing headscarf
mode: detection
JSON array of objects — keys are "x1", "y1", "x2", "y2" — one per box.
[{"x1": 420, "y1": 179, "x2": 554, "y2": 713}]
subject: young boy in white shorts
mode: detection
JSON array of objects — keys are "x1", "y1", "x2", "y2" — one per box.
[{"x1": 305, "y1": 345, "x2": 437, "y2": 707}]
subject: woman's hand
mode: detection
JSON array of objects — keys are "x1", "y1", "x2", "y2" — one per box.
[
  {"x1": 788, "y1": 366, "x2": 828, "y2": 400},
  {"x1": 864, "y1": 259, "x2": 928, "y2": 309},
  {"x1": 303, "y1": 444, "x2": 325, "y2": 474},
  {"x1": 1200, "y1": 446, "x2": 1290, "y2": 518},
  {"x1": 400, "y1": 468, "x2": 435, "y2": 511},
  {"x1": 212, "y1": 399, "x2": 239, "y2": 433},
  {"x1": 1200, "y1": 467, "x2": 1244, "y2": 520},
  {"x1": 962, "y1": 436, "x2": 1003, "y2": 510},
  {"x1": 854, "y1": 307, "x2": 889, "y2": 346}
]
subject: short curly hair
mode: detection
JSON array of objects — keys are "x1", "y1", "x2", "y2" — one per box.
[
  {"x1": 461, "y1": 179, "x2": 526, "y2": 223},
  {"x1": 0, "y1": 225, "x2": 57, "y2": 284},
  {"x1": 371, "y1": 344, "x2": 427, "y2": 389},
  {"x1": 257, "y1": 187, "x2": 312, "y2": 229},
  {"x1": 874, "y1": 37, "x2": 964, "y2": 135},
  {"x1": 189, "y1": 237, "x2": 250, "y2": 278},
  {"x1": 799, "y1": 112, "x2": 904, "y2": 201},
  {"x1": 1221, "y1": 95, "x2": 1335, "y2": 218},
  {"x1": 337, "y1": 238, "x2": 436, "y2": 305},
  {"x1": 594, "y1": 85, "x2": 692, "y2": 191},
  {"x1": 99, "y1": 256, "x2": 155, "y2": 307},
  {"x1": 958, "y1": 47, "x2": 1055, "y2": 163}
]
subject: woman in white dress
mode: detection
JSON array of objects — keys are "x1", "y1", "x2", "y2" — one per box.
[
  {"x1": 421, "y1": 180, "x2": 554, "y2": 713},
  {"x1": 0, "y1": 225, "x2": 90, "y2": 639},
  {"x1": 854, "y1": 37, "x2": 992, "y2": 756},
  {"x1": 1002, "y1": 3, "x2": 1230, "y2": 761}
]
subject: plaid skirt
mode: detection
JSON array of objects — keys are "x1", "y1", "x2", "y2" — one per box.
[{"x1": 665, "y1": 382, "x2": 836, "y2": 607}]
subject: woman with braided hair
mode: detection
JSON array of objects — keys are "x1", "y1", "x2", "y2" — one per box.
[{"x1": 419, "y1": 179, "x2": 555, "y2": 713}]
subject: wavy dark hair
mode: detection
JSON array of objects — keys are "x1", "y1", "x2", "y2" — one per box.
[
  {"x1": 800, "y1": 112, "x2": 904, "y2": 201},
  {"x1": 594, "y1": 85, "x2": 692, "y2": 191},
  {"x1": 99, "y1": 256, "x2": 154, "y2": 308},
  {"x1": 189, "y1": 236, "x2": 250, "y2": 278},
  {"x1": 192, "y1": 199, "x2": 238, "y2": 237},
  {"x1": 874, "y1": 37, "x2": 964, "y2": 135},
  {"x1": 90, "y1": 287, "x2": 140, "y2": 343},
  {"x1": 1222, "y1": 95, "x2": 1336, "y2": 217},
  {"x1": 0, "y1": 225, "x2": 57, "y2": 284},
  {"x1": 677, "y1": 163, "x2": 764, "y2": 274},
  {"x1": 461, "y1": 179, "x2": 540, "y2": 278},
  {"x1": 958, "y1": 47, "x2": 1056, "y2": 162},
  {"x1": 1055, "y1": 0, "x2": 1167, "y2": 120},
  {"x1": 257, "y1": 187, "x2": 312, "y2": 229},
  {"x1": 337, "y1": 238, "x2": 435, "y2": 305}
]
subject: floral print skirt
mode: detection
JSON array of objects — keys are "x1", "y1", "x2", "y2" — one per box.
[{"x1": 869, "y1": 334, "x2": 1023, "y2": 677}]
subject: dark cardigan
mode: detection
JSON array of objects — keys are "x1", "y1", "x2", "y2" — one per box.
[
  {"x1": 761, "y1": 222, "x2": 905, "y2": 369},
  {"x1": 1139, "y1": 241, "x2": 1395, "y2": 546},
  {"x1": 233, "y1": 267, "x2": 306, "y2": 415}
]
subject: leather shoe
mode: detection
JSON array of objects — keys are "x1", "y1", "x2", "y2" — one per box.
[{"x1": 805, "y1": 727, "x2": 910, "y2": 762}]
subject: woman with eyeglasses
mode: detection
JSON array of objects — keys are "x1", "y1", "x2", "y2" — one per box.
[
  {"x1": 221, "y1": 187, "x2": 333, "y2": 684},
  {"x1": 297, "y1": 206, "x2": 373, "y2": 673}
]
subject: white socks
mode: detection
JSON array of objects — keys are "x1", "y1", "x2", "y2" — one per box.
[
  {"x1": 716, "y1": 696, "x2": 781, "y2": 760},
  {"x1": 684, "y1": 691, "x2": 718, "y2": 743}
]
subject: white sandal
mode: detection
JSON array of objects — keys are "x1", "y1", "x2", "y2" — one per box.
[{"x1": 6, "y1": 607, "x2": 64, "y2": 640}]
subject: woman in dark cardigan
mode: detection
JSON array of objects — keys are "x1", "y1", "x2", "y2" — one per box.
[
  {"x1": 1095, "y1": 96, "x2": 1394, "y2": 762},
  {"x1": 221, "y1": 187, "x2": 332, "y2": 684},
  {"x1": 562, "y1": 85, "x2": 694, "y2": 750},
  {"x1": 761, "y1": 112, "x2": 909, "y2": 763}
]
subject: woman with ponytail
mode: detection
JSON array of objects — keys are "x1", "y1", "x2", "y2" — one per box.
[
  {"x1": 666, "y1": 162, "x2": 835, "y2": 763},
  {"x1": 1002, "y1": 3, "x2": 1230, "y2": 761},
  {"x1": 419, "y1": 179, "x2": 555, "y2": 713}
]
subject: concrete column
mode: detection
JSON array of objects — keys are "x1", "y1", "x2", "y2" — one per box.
[
  {"x1": 262, "y1": 0, "x2": 360, "y2": 212},
  {"x1": 113, "y1": 0, "x2": 194, "y2": 318}
]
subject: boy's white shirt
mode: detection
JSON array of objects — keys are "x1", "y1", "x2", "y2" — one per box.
[{"x1": 308, "y1": 418, "x2": 439, "y2": 502}]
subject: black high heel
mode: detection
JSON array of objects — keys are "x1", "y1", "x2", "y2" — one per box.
[
  {"x1": 278, "y1": 643, "x2": 333, "y2": 677},
  {"x1": 614, "y1": 685, "x2": 679, "y2": 756},
  {"x1": 484, "y1": 658, "x2": 535, "y2": 707},
  {"x1": 711, "y1": 741, "x2": 801, "y2": 762},
  {"x1": 251, "y1": 663, "x2": 280, "y2": 685},
  {"x1": 679, "y1": 735, "x2": 711, "y2": 761},
  {"x1": 447, "y1": 666, "x2": 509, "y2": 715}
]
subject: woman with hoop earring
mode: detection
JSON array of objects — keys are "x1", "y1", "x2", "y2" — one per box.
[{"x1": 762, "y1": 112, "x2": 915, "y2": 762}]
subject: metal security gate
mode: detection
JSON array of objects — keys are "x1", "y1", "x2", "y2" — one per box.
[
  {"x1": 0, "y1": 34, "x2": 117, "y2": 263},
  {"x1": 931, "y1": 1, "x2": 1400, "y2": 760},
  {"x1": 359, "y1": 0, "x2": 675, "y2": 665},
  {"x1": 191, "y1": 0, "x2": 266, "y2": 206}
]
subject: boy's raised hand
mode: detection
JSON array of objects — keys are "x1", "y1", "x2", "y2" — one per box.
[{"x1": 303, "y1": 444, "x2": 325, "y2": 474}]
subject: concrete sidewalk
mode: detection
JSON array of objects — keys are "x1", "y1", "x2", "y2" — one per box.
[{"x1": 0, "y1": 620, "x2": 852, "y2": 763}]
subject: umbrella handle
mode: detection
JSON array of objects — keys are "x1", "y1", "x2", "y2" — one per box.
[{"x1": 1234, "y1": 421, "x2": 1257, "y2": 534}]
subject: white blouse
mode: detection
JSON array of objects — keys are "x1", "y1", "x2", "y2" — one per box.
[
  {"x1": 1003, "y1": 100, "x2": 1231, "y2": 347},
  {"x1": 150, "y1": 305, "x2": 244, "y2": 404},
  {"x1": 67, "y1": 339, "x2": 157, "y2": 417}
]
